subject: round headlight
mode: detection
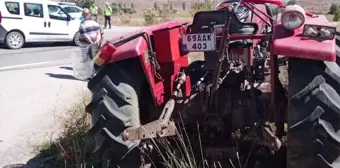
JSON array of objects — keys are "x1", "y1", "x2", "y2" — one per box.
[{"x1": 281, "y1": 5, "x2": 306, "y2": 30}]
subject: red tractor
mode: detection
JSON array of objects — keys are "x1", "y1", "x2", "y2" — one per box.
[{"x1": 86, "y1": 0, "x2": 340, "y2": 167}]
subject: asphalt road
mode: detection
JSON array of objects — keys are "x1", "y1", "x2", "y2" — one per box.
[{"x1": 0, "y1": 26, "x2": 142, "y2": 71}]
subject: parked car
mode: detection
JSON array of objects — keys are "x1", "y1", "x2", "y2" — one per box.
[
  {"x1": 56, "y1": 2, "x2": 77, "y2": 6},
  {"x1": 0, "y1": 0, "x2": 81, "y2": 49},
  {"x1": 56, "y1": 2, "x2": 83, "y2": 21}
]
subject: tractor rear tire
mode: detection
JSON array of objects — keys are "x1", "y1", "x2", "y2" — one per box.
[
  {"x1": 87, "y1": 58, "x2": 145, "y2": 168},
  {"x1": 288, "y1": 57, "x2": 340, "y2": 168}
]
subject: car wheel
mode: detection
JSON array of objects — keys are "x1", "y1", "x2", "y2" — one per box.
[
  {"x1": 73, "y1": 32, "x2": 80, "y2": 46},
  {"x1": 5, "y1": 31, "x2": 24, "y2": 49}
]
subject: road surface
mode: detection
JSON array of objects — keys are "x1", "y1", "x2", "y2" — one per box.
[
  {"x1": 0, "y1": 27, "x2": 142, "y2": 167},
  {"x1": 0, "y1": 26, "x2": 143, "y2": 71}
]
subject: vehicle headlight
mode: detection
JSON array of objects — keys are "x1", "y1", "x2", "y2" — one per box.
[
  {"x1": 281, "y1": 5, "x2": 306, "y2": 30},
  {"x1": 303, "y1": 24, "x2": 336, "y2": 40},
  {"x1": 320, "y1": 27, "x2": 334, "y2": 38}
]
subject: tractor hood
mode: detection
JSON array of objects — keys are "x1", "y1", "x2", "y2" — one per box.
[{"x1": 271, "y1": 15, "x2": 336, "y2": 62}]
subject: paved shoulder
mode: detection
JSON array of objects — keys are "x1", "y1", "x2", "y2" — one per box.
[{"x1": 0, "y1": 65, "x2": 88, "y2": 166}]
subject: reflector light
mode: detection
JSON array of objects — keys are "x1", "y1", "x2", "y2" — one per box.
[
  {"x1": 94, "y1": 43, "x2": 117, "y2": 66},
  {"x1": 303, "y1": 24, "x2": 336, "y2": 40}
]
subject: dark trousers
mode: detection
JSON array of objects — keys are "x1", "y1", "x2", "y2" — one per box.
[{"x1": 104, "y1": 15, "x2": 111, "y2": 29}]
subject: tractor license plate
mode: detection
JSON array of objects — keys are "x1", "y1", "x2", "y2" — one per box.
[{"x1": 182, "y1": 33, "x2": 216, "y2": 52}]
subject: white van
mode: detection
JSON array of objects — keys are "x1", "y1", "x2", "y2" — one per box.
[{"x1": 0, "y1": 0, "x2": 81, "y2": 49}]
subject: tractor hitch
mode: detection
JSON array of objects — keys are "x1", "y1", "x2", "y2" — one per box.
[
  {"x1": 122, "y1": 120, "x2": 177, "y2": 141},
  {"x1": 122, "y1": 71, "x2": 187, "y2": 141}
]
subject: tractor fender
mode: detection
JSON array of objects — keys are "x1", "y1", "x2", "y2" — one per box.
[{"x1": 271, "y1": 15, "x2": 336, "y2": 62}]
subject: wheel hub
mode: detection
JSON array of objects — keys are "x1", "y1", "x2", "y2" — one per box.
[{"x1": 9, "y1": 34, "x2": 22, "y2": 47}]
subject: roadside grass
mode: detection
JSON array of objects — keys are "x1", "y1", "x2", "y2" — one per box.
[
  {"x1": 27, "y1": 54, "x2": 204, "y2": 168},
  {"x1": 26, "y1": 91, "x2": 99, "y2": 167},
  {"x1": 96, "y1": 13, "x2": 192, "y2": 26},
  {"x1": 94, "y1": 8, "x2": 339, "y2": 27}
]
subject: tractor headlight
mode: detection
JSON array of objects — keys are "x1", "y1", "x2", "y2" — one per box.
[
  {"x1": 320, "y1": 27, "x2": 334, "y2": 38},
  {"x1": 303, "y1": 24, "x2": 336, "y2": 40},
  {"x1": 281, "y1": 5, "x2": 306, "y2": 30},
  {"x1": 304, "y1": 26, "x2": 318, "y2": 36}
]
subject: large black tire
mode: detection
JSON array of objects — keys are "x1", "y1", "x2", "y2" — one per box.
[
  {"x1": 87, "y1": 58, "x2": 145, "y2": 168},
  {"x1": 288, "y1": 55, "x2": 340, "y2": 168}
]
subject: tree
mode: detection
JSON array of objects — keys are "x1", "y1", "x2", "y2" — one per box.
[{"x1": 330, "y1": 3, "x2": 337, "y2": 14}]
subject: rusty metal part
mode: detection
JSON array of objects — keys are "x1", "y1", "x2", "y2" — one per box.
[
  {"x1": 122, "y1": 72, "x2": 187, "y2": 141},
  {"x1": 159, "y1": 71, "x2": 186, "y2": 125},
  {"x1": 231, "y1": 122, "x2": 284, "y2": 153},
  {"x1": 262, "y1": 126, "x2": 282, "y2": 153},
  {"x1": 122, "y1": 120, "x2": 177, "y2": 141},
  {"x1": 209, "y1": 6, "x2": 234, "y2": 109}
]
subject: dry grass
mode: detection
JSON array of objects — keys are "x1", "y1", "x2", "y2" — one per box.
[
  {"x1": 27, "y1": 92, "x2": 98, "y2": 167},
  {"x1": 27, "y1": 90, "x2": 202, "y2": 168},
  {"x1": 96, "y1": 14, "x2": 192, "y2": 26},
  {"x1": 95, "y1": 11, "x2": 338, "y2": 27}
]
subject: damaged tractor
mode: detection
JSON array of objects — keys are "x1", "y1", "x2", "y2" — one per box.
[{"x1": 85, "y1": 0, "x2": 340, "y2": 167}]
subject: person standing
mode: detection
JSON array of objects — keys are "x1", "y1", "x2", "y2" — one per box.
[
  {"x1": 104, "y1": 2, "x2": 112, "y2": 29},
  {"x1": 79, "y1": 8, "x2": 101, "y2": 46},
  {"x1": 75, "y1": 8, "x2": 102, "y2": 80},
  {"x1": 90, "y1": 3, "x2": 98, "y2": 21}
]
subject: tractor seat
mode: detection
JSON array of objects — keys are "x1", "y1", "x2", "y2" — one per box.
[
  {"x1": 215, "y1": 39, "x2": 253, "y2": 49},
  {"x1": 229, "y1": 39, "x2": 253, "y2": 49},
  {"x1": 189, "y1": 10, "x2": 258, "y2": 35}
]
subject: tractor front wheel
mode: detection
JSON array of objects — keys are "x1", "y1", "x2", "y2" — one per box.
[
  {"x1": 87, "y1": 58, "x2": 145, "y2": 168},
  {"x1": 288, "y1": 57, "x2": 340, "y2": 168}
]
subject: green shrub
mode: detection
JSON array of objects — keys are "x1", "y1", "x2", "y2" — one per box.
[
  {"x1": 334, "y1": 7, "x2": 340, "y2": 21},
  {"x1": 154, "y1": 3, "x2": 173, "y2": 22},
  {"x1": 143, "y1": 9, "x2": 157, "y2": 25},
  {"x1": 189, "y1": 0, "x2": 215, "y2": 16},
  {"x1": 330, "y1": 3, "x2": 338, "y2": 14}
]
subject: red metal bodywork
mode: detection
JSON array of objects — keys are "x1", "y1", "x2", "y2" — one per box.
[
  {"x1": 271, "y1": 15, "x2": 336, "y2": 62},
  {"x1": 106, "y1": 21, "x2": 191, "y2": 105},
  {"x1": 270, "y1": 14, "x2": 336, "y2": 122}
]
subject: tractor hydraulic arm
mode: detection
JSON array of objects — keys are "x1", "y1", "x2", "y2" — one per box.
[{"x1": 122, "y1": 72, "x2": 187, "y2": 141}]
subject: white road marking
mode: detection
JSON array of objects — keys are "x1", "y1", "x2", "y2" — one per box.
[{"x1": 0, "y1": 61, "x2": 49, "y2": 71}]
